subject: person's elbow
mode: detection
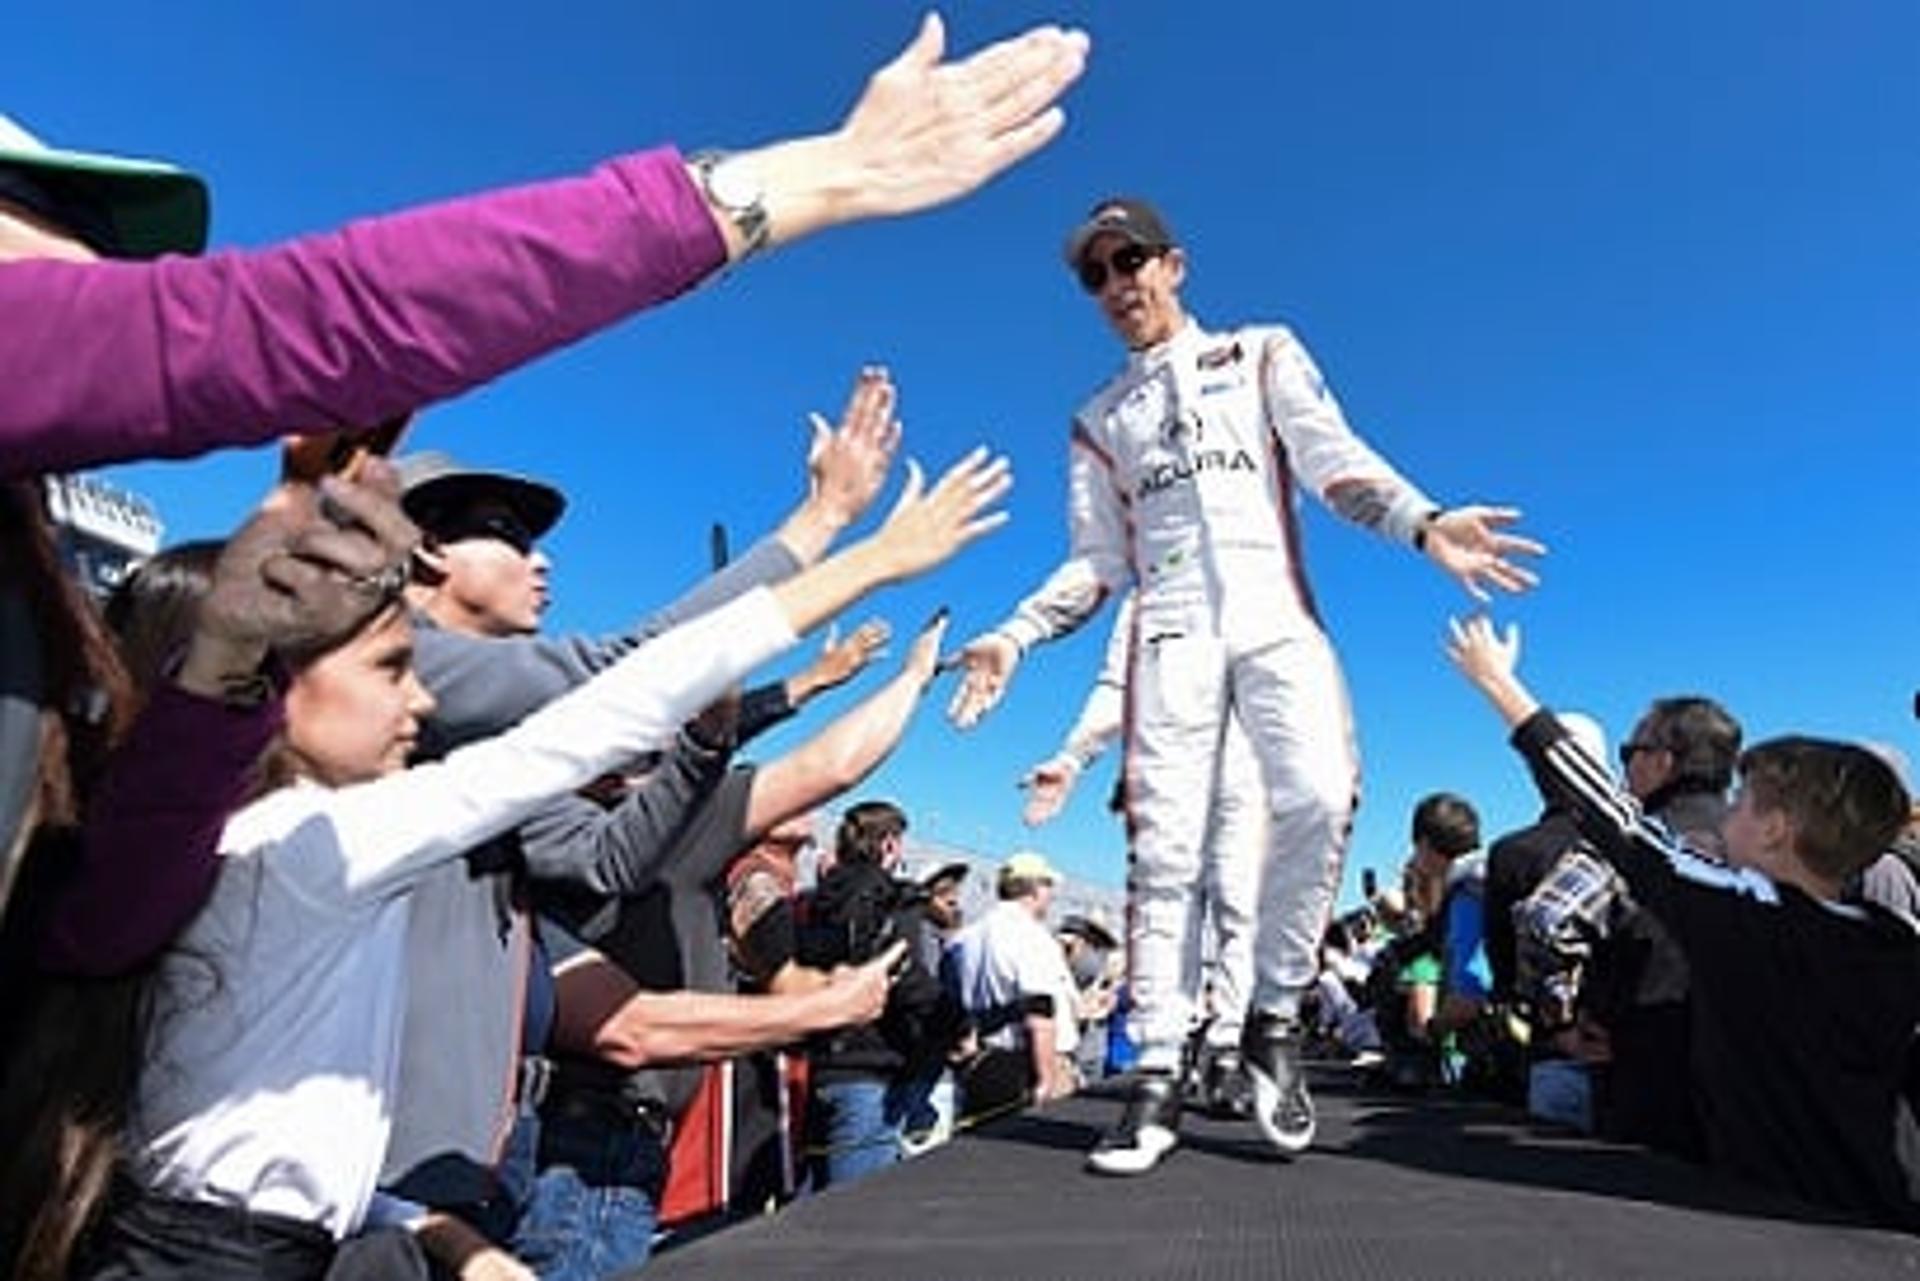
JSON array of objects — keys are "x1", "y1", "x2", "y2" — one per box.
[{"x1": 592, "y1": 998, "x2": 684, "y2": 1067}]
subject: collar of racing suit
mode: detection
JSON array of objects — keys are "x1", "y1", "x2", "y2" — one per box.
[{"x1": 1125, "y1": 315, "x2": 1206, "y2": 375}]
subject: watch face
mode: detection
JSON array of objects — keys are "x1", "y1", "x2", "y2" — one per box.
[{"x1": 709, "y1": 156, "x2": 763, "y2": 210}]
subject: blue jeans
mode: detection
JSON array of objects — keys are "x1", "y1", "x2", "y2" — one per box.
[
  {"x1": 900, "y1": 1070, "x2": 956, "y2": 1155},
  {"x1": 1528, "y1": 1058, "x2": 1595, "y2": 1133},
  {"x1": 512, "y1": 1109, "x2": 666, "y2": 1281},
  {"x1": 809, "y1": 1078, "x2": 917, "y2": 1190}
]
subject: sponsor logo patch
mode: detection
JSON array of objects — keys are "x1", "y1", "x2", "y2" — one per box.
[
  {"x1": 1163, "y1": 408, "x2": 1204, "y2": 446},
  {"x1": 1135, "y1": 448, "x2": 1259, "y2": 499},
  {"x1": 1196, "y1": 342, "x2": 1243, "y2": 371}
]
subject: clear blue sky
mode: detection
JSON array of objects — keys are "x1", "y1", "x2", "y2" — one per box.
[{"x1": 15, "y1": 2, "x2": 1918, "y2": 902}]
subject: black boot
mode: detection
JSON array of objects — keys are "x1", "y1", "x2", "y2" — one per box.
[
  {"x1": 1204, "y1": 1047, "x2": 1253, "y2": 1119},
  {"x1": 1240, "y1": 1010, "x2": 1316, "y2": 1155}
]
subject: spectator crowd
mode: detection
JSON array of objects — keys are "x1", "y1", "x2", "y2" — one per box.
[{"x1": 4, "y1": 12, "x2": 1920, "y2": 1281}]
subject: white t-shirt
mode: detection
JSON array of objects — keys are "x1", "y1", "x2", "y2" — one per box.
[
  {"x1": 131, "y1": 588, "x2": 794, "y2": 1238},
  {"x1": 948, "y1": 900, "x2": 1080, "y2": 1056}
]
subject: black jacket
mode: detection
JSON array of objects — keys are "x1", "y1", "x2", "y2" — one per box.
[{"x1": 802, "y1": 860, "x2": 960, "y2": 1085}]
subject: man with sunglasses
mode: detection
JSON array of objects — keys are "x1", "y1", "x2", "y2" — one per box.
[
  {"x1": 949, "y1": 197, "x2": 1546, "y2": 1177},
  {"x1": 1516, "y1": 695, "x2": 1741, "y2": 1159},
  {"x1": 401, "y1": 452, "x2": 561, "y2": 638}
]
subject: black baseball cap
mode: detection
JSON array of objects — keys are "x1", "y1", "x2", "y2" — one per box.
[
  {"x1": 395, "y1": 451, "x2": 566, "y2": 541},
  {"x1": 1058, "y1": 913, "x2": 1119, "y2": 950},
  {"x1": 1062, "y1": 196, "x2": 1176, "y2": 270}
]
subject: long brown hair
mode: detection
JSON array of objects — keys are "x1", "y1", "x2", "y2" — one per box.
[
  {"x1": 0, "y1": 480, "x2": 140, "y2": 1281},
  {"x1": 0, "y1": 481, "x2": 134, "y2": 837}
]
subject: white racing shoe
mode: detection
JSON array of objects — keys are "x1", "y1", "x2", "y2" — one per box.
[
  {"x1": 1240, "y1": 1010, "x2": 1316, "y2": 1156},
  {"x1": 1085, "y1": 1071, "x2": 1183, "y2": 1177}
]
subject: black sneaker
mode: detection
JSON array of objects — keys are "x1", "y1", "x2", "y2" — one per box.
[
  {"x1": 1179, "y1": 1019, "x2": 1212, "y2": 1109},
  {"x1": 1085, "y1": 1072, "x2": 1183, "y2": 1176},
  {"x1": 1240, "y1": 1011, "x2": 1316, "y2": 1155},
  {"x1": 1204, "y1": 1048, "x2": 1253, "y2": 1120}
]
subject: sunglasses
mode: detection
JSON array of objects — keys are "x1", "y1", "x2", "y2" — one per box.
[
  {"x1": 437, "y1": 510, "x2": 537, "y2": 556},
  {"x1": 1617, "y1": 740, "x2": 1662, "y2": 767},
  {"x1": 1078, "y1": 242, "x2": 1163, "y2": 293}
]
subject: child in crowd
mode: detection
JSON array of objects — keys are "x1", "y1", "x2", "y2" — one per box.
[{"x1": 1446, "y1": 615, "x2": 1917, "y2": 1229}]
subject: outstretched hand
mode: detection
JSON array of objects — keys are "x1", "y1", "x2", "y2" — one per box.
[
  {"x1": 1423, "y1": 506, "x2": 1546, "y2": 602},
  {"x1": 808, "y1": 367, "x2": 902, "y2": 528},
  {"x1": 1445, "y1": 614, "x2": 1521, "y2": 687},
  {"x1": 946, "y1": 631, "x2": 1019, "y2": 729},
  {"x1": 1444, "y1": 615, "x2": 1539, "y2": 727},
  {"x1": 190, "y1": 460, "x2": 419, "y2": 684},
  {"x1": 1020, "y1": 755, "x2": 1080, "y2": 826},
  {"x1": 831, "y1": 13, "x2": 1091, "y2": 222},
  {"x1": 796, "y1": 618, "x2": 892, "y2": 703},
  {"x1": 869, "y1": 448, "x2": 1013, "y2": 582}
]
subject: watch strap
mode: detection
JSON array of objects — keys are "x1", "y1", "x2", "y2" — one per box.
[{"x1": 690, "y1": 149, "x2": 770, "y2": 259}]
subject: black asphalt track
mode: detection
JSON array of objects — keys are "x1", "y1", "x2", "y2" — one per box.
[{"x1": 638, "y1": 1070, "x2": 1920, "y2": 1281}]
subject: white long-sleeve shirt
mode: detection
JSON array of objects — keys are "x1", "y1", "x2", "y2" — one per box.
[{"x1": 131, "y1": 587, "x2": 795, "y2": 1238}]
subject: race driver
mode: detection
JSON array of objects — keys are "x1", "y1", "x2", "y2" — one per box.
[{"x1": 948, "y1": 197, "x2": 1544, "y2": 1176}]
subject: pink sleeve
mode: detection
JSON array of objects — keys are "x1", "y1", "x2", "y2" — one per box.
[
  {"x1": 37, "y1": 683, "x2": 283, "y2": 977},
  {"x1": 0, "y1": 147, "x2": 724, "y2": 478}
]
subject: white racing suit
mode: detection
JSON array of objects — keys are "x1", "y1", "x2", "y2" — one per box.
[
  {"x1": 1053, "y1": 591, "x2": 1263, "y2": 1060},
  {"x1": 995, "y1": 318, "x2": 1436, "y2": 1074}
]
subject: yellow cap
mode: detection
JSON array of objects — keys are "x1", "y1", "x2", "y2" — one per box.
[{"x1": 1000, "y1": 851, "x2": 1059, "y2": 884}]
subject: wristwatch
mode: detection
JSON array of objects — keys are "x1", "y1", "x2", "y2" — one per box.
[
  {"x1": 690, "y1": 149, "x2": 770, "y2": 259},
  {"x1": 1413, "y1": 507, "x2": 1443, "y2": 552}
]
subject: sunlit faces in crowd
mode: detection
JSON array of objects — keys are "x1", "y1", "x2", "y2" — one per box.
[
  {"x1": 417, "y1": 498, "x2": 552, "y2": 637},
  {"x1": 1078, "y1": 230, "x2": 1187, "y2": 351},
  {"x1": 283, "y1": 604, "x2": 436, "y2": 787},
  {"x1": 1716, "y1": 782, "x2": 1793, "y2": 877},
  {"x1": 925, "y1": 876, "x2": 964, "y2": 932},
  {"x1": 1617, "y1": 715, "x2": 1674, "y2": 801}
]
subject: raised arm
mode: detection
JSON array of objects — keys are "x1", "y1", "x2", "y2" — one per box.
[
  {"x1": 514, "y1": 733, "x2": 733, "y2": 899},
  {"x1": 1445, "y1": 616, "x2": 1768, "y2": 915},
  {"x1": 742, "y1": 611, "x2": 946, "y2": 838},
  {"x1": 411, "y1": 371, "x2": 900, "y2": 758},
  {"x1": 0, "y1": 150, "x2": 722, "y2": 477},
  {"x1": 1262, "y1": 327, "x2": 1543, "y2": 601},
  {"x1": 0, "y1": 17, "x2": 1087, "y2": 477},
  {"x1": 278, "y1": 446, "x2": 1012, "y2": 901}
]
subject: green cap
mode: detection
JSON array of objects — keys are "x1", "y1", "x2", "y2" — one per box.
[{"x1": 0, "y1": 113, "x2": 208, "y2": 258}]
